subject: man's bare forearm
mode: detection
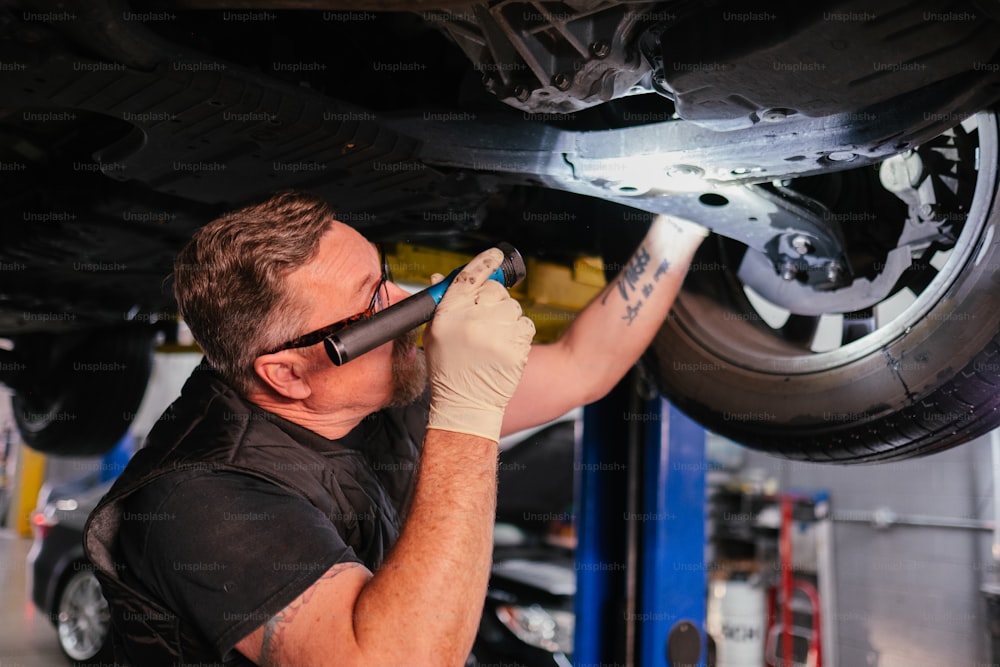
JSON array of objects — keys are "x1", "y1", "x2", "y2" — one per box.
[
  {"x1": 352, "y1": 427, "x2": 498, "y2": 666},
  {"x1": 562, "y1": 214, "x2": 707, "y2": 392},
  {"x1": 502, "y1": 215, "x2": 707, "y2": 434}
]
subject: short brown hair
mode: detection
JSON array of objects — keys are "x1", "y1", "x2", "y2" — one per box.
[{"x1": 173, "y1": 191, "x2": 335, "y2": 395}]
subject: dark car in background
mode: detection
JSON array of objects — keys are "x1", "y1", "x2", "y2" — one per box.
[
  {"x1": 477, "y1": 547, "x2": 576, "y2": 667},
  {"x1": 28, "y1": 480, "x2": 114, "y2": 665}
]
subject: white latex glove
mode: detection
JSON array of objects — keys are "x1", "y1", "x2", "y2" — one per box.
[{"x1": 424, "y1": 248, "x2": 536, "y2": 442}]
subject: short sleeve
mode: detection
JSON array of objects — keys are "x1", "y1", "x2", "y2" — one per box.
[{"x1": 118, "y1": 470, "x2": 362, "y2": 658}]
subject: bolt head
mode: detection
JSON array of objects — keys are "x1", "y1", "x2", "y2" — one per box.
[
  {"x1": 780, "y1": 261, "x2": 799, "y2": 281},
  {"x1": 761, "y1": 108, "x2": 788, "y2": 122},
  {"x1": 552, "y1": 73, "x2": 573, "y2": 91},
  {"x1": 590, "y1": 40, "x2": 611, "y2": 59},
  {"x1": 827, "y1": 151, "x2": 858, "y2": 162},
  {"x1": 826, "y1": 262, "x2": 845, "y2": 284},
  {"x1": 665, "y1": 164, "x2": 704, "y2": 178},
  {"x1": 791, "y1": 235, "x2": 813, "y2": 255}
]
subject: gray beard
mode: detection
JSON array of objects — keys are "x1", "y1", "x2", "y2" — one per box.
[{"x1": 387, "y1": 327, "x2": 427, "y2": 407}]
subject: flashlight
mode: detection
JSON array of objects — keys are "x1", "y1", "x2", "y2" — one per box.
[{"x1": 325, "y1": 242, "x2": 526, "y2": 365}]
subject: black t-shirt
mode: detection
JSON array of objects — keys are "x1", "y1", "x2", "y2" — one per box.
[
  {"x1": 118, "y1": 469, "x2": 360, "y2": 660},
  {"x1": 87, "y1": 364, "x2": 428, "y2": 665},
  {"x1": 113, "y1": 395, "x2": 427, "y2": 663}
]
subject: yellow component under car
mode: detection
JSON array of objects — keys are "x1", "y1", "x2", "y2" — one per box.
[{"x1": 387, "y1": 242, "x2": 606, "y2": 343}]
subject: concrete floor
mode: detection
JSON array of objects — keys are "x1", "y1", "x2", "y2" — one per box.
[{"x1": 0, "y1": 530, "x2": 70, "y2": 667}]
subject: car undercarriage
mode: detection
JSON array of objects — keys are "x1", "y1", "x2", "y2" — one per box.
[{"x1": 2, "y1": 0, "x2": 1000, "y2": 461}]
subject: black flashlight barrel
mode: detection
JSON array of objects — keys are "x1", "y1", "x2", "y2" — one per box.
[
  {"x1": 325, "y1": 243, "x2": 525, "y2": 365},
  {"x1": 324, "y1": 291, "x2": 436, "y2": 365}
]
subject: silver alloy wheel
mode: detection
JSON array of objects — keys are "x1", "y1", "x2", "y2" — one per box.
[
  {"x1": 649, "y1": 109, "x2": 1000, "y2": 461},
  {"x1": 57, "y1": 569, "x2": 111, "y2": 662},
  {"x1": 683, "y1": 112, "x2": 991, "y2": 373}
]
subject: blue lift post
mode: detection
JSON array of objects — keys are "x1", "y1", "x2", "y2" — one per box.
[
  {"x1": 638, "y1": 398, "x2": 708, "y2": 666},
  {"x1": 575, "y1": 379, "x2": 708, "y2": 666},
  {"x1": 575, "y1": 380, "x2": 632, "y2": 665}
]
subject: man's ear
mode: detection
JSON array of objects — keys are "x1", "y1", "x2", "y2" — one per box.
[{"x1": 253, "y1": 351, "x2": 312, "y2": 400}]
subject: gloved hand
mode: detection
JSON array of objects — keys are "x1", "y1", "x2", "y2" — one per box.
[{"x1": 424, "y1": 247, "x2": 536, "y2": 442}]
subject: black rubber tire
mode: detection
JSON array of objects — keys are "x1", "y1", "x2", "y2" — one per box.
[
  {"x1": 646, "y1": 109, "x2": 1000, "y2": 463},
  {"x1": 11, "y1": 326, "x2": 154, "y2": 457}
]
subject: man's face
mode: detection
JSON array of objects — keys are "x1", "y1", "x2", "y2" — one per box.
[{"x1": 283, "y1": 222, "x2": 426, "y2": 413}]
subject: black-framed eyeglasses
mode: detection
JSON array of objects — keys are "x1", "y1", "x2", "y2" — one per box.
[{"x1": 263, "y1": 246, "x2": 391, "y2": 355}]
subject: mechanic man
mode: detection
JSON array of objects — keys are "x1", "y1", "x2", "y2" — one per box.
[{"x1": 84, "y1": 190, "x2": 708, "y2": 666}]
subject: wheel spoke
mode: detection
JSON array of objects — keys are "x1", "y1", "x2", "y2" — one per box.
[{"x1": 58, "y1": 572, "x2": 110, "y2": 660}]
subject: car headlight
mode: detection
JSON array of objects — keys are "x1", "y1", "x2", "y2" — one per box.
[{"x1": 495, "y1": 604, "x2": 574, "y2": 654}]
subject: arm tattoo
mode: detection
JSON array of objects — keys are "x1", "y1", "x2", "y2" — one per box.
[
  {"x1": 601, "y1": 246, "x2": 671, "y2": 325},
  {"x1": 258, "y1": 561, "x2": 362, "y2": 666}
]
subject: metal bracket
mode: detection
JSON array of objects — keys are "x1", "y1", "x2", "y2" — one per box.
[
  {"x1": 549, "y1": 183, "x2": 853, "y2": 290},
  {"x1": 389, "y1": 114, "x2": 863, "y2": 290}
]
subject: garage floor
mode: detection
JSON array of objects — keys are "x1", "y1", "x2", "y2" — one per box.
[{"x1": 0, "y1": 530, "x2": 68, "y2": 667}]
